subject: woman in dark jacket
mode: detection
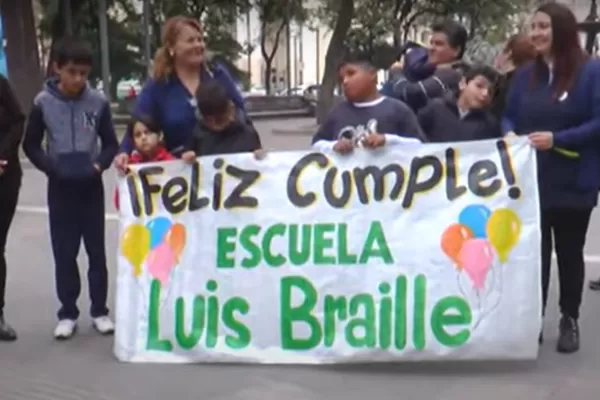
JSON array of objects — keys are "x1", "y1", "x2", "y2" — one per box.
[
  {"x1": 0, "y1": 75, "x2": 25, "y2": 341},
  {"x1": 492, "y1": 33, "x2": 537, "y2": 118},
  {"x1": 502, "y1": 3, "x2": 600, "y2": 354}
]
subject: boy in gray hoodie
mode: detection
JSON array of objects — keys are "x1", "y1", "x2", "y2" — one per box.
[{"x1": 23, "y1": 38, "x2": 118, "y2": 340}]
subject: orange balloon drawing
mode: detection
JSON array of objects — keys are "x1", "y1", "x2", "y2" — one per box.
[
  {"x1": 441, "y1": 223, "x2": 473, "y2": 270},
  {"x1": 164, "y1": 223, "x2": 186, "y2": 260}
]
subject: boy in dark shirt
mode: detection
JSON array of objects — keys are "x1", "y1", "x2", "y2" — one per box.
[
  {"x1": 182, "y1": 81, "x2": 263, "y2": 162},
  {"x1": 312, "y1": 54, "x2": 424, "y2": 154},
  {"x1": 22, "y1": 38, "x2": 118, "y2": 340},
  {"x1": 418, "y1": 65, "x2": 501, "y2": 143}
]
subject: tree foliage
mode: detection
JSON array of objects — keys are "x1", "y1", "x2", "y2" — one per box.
[
  {"x1": 38, "y1": 0, "x2": 252, "y2": 98},
  {"x1": 39, "y1": 0, "x2": 144, "y2": 97},
  {"x1": 316, "y1": 0, "x2": 529, "y2": 71}
]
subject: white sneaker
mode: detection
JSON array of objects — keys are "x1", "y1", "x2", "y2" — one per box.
[
  {"x1": 54, "y1": 319, "x2": 77, "y2": 340},
  {"x1": 92, "y1": 316, "x2": 115, "y2": 335}
]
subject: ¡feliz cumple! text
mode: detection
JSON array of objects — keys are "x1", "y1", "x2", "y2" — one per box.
[{"x1": 125, "y1": 140, "x2": 520, "y2": 217}]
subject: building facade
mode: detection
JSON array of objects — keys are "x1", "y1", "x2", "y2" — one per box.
[{"x1": 235, "y1": 7, "x2": 431, "y2": 90}]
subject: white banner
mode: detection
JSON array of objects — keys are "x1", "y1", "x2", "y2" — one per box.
[{"x1": 114, "y1": 138, "x2": 541, "y2": 364}]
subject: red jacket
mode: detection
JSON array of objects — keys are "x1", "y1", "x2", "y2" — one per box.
[{"x1": 114, "y1": 147, "x2": 174, "y2": 210}]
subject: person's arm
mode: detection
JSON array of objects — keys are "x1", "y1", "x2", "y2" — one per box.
[
  {"x1": 22, "y1": 102, "x2": 53, "y2": 174},
  {"x1": 96, "y1": 101, "x2": 119, "y2": 170},
  {"x1": 553, "y1": 63, "x2": 600, "y2": 148},
  {"x1": 311, "y1": 114, "x2": 337, "y2": 152},
  {"x1": 214, "y1": 64, "x2": 246, "y2": 111},
  {"x1": 120, "y1": 81, "x2": 158, "y2": 153},
  {"x1": 501, "y1": 68, "x2": 527, "y2": 135},
  {"x1": 185, "y1": 123, "x2": 205, "y2": 153},
  {"x1": 247, "y1": 121, "x2": 262, "y2": 151},
  {"x1": 417, "y1": 104, "x2": 434, "y2": 141},
  {"x1": 387, "y1": 68, "x2": 459, "y2": 110},
  {"x1": 0, "y1": 77, "x2": 25, "y2": 161}
]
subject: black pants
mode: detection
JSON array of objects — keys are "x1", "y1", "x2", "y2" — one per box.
[
  {"x1": 47, "y1": 177, "x2": 109, "y2": 320},
  {"x1": 541, "y1": 208, "x2": 592, "y2": 319},
  {"x1": 0, "y1": 172, "x2": 20, "y2": 315}
]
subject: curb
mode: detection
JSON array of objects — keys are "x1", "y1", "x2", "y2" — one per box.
[{"x1": 272, "y1": 124, "x2": 319, "y2": 135}]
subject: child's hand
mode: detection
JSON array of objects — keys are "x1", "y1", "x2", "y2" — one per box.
[
  {"x1": 333, "y1": 138, "x2": 354, "y2": 154},
  {"x1": 0, "y1": 160, "x2": 6, "y2": 176},
  {"x1": 253, "y1": 149, "x2": 267, "y2": 160},
  {"x1": 182, "y1": 151, "x2": 197, "y2": 164},
  {"x1": 362, "y1": 133, "x2": 386, "y2": 148},
  {"x1": 113, "y1": 153, "x2": 129, "y2": 174}
]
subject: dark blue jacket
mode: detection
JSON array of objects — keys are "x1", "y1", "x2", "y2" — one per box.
[
  {"x1": 381, "y1": 64, "x2": 462, "y2": 112},
  {"x1": 401, "y1": 47, "x2": 435, "y2": 82},
  {"x1": 119, "y1": 63, "x2": 245, "y2": 154},
  {"x1": 502, "y1": 59, "x2": 600, "y2": 209}
]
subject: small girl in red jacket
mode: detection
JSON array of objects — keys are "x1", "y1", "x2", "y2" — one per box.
[{"x1": 114, "y1": 116, "x2": 174, "y2": 210}]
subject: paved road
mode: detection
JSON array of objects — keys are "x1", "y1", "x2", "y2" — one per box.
[{"x1": 2, "y1": 118, "x2": 600, "y2": 400}]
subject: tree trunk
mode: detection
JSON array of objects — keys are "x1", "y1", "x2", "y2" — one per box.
[
  {"x1": 316, "y1": 0, "x2": 354, "y2": 124},
  {"x1": 264, "y1": 60, "x2": 272, "y2": 94},
  {"x1": 260, "y1": 19, "x2": 286, "y2": 95},
  {"x1": 1, "y1": 0, "x2": 42, "y2": 113}
]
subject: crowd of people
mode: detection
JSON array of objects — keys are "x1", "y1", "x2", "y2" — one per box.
[{"x1": 0, "y1": 2, "x2": 599, "y2": 357}]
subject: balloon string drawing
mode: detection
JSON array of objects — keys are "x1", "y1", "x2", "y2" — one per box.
[
  {"x1": 120, "y1": 217, "x2": 187, "y2": 306},
  {"x1": 441, "y1": 204, "x2": 521, "y2": 331}
]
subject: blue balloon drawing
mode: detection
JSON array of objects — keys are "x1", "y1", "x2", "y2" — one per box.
[
  {"x1": 458, "y1": 204, "x2": 491, "y2": 238},
  {"x1": 146, "y1": 217, "x2": 172, "y2": 249}
]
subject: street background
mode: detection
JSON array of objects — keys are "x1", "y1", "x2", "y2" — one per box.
[{"x1": 2, "y1": 118, "x2": 600, "y2": 400}]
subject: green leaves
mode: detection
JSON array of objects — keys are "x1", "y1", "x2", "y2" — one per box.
[
  {"x1": 38, "y1": 0, "x2": 255, "y2": 91},
  {"x1": 313, "y1": 0, "x2": 529, "y2": 68}
]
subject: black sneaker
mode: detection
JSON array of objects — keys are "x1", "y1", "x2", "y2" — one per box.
[
  {"x1": 0, "y1": 316, "x2": 17, "y2": 341},
  {"x1": 556, "y1": 315, "x2": 579, "y2": 353},
  {"x1": 589, "y1": 278, "x2": 600, "y2": 291}
]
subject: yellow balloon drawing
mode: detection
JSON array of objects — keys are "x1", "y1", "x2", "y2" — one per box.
[
  {"x1": 485, "y1": 208, "x2": 521, "y2": 263},
  {"x1": 120, "y1": 223, "x2": 151, "y2": 277}
]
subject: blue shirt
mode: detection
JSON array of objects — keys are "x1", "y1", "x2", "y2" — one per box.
[
  {"x1": 119, "y1": 63, "x2": 244, "y2": 154},
  {"x1": 502, "y1": 59, "x2": 600, "y2": 209}
]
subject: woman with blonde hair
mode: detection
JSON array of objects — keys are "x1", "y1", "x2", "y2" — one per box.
[{"x1": 114, "y1": 16, "x2": 244, "y2": 170}]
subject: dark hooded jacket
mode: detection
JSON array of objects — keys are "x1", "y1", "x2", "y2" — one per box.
[{"x1": 186, "y1": 109, "x2": 262, "y2": 156}]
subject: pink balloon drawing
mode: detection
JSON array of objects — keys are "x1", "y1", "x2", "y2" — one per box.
[
  {"x1": 145, "y1": 242, "x2": 176, "y2": 285},
  {"x1": 458, "y1": 238, "x2": 494, "y2": 290}
]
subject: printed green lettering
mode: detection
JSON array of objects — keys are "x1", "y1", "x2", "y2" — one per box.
[
  {"x1": 431, "y1": 296, "x2": 472, "y2": 347},
  {"x1": 279, "y1": 275, "x2": 472, "y2": 351},
  {"x1": 217, "y1": 221, "x2": 394, "y2": 268},
  {"x1": 280, "y1": 276, "x2": 322, "y2": 350},
  {"x1": 146, "y1": 279, "x2": 173, "y2": 352}
]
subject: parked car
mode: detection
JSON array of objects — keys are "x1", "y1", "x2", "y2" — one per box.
[
  {"x1": 95, "y1": 79, "x2": 142, "y2": 100},
  {"x1": 302, "y1": 84, "x2": 342, "y2": 102},
  {"x1": 243, "y1": 85, "x2": 267, "y2": 97},
  {"x1": 117, "y1": 79, "x2": 142, "y2": 100},
  {"x1": 276, "y1": 86, "x2": 307, "y2": 96}
]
